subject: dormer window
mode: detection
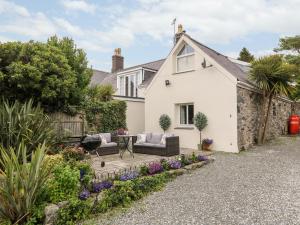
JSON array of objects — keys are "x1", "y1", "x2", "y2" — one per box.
[{"x1": 176, "y1": 43, "x2": 195, "y2": 73}]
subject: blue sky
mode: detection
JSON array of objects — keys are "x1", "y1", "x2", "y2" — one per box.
[{"x1": 0, "y1": 0, "x2": 299, "y2": 72}]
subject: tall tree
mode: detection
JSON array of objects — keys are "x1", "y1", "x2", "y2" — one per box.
[
  {"x1": 238, "y1": 47, "x2": 255, "y2": 62},
  {"x1": 250, "y1": 55, "x2": 296, "y2": 144},
  {"x1": 275, "y1": 35, "x2": 300, "y2": 99},
  {"x1": 0, "y1": 37, "x2": 92, "y2": 112}
]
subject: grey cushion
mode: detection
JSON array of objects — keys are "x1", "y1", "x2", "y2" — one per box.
[
  {"x1": 83, "y1": 134, "x2": 100, "y2": 142},
  {"x1": 148, "y1": 133, "x2": 163, "y2": 144},
  {"x1": 100, "y1": 133, "x2": 111, "y2": 143},
  {"x1": 144, "y1": 133, "x2": 152, "y2": 142},
  {"x1": 134, "y1": 143, "x2": 165, "y2": 148},
  {"x1": 101, "y1": 142, "x2": 117, "y2": 148}
]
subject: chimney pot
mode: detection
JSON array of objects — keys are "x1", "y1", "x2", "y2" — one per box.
[
  {"x1": 111, "y1": 48, "x2": 124, "y2": 73},
  {"x1": 175, "y1": 24, "x2": 186, "y2": 44}
]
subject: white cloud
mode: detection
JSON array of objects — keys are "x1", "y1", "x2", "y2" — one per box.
[
  {"x1": 0, "y1": 12, "x2": 57, "y2": 38},
  {"x1": 60, "y1": 0, "x2": 96, "y2": 13},
  {"x1": 101, "y1": 0, "x2": 300, "y2": 46},
  {"x1": 0, "y1": 0, "x2": 30, "y2": 17},
  {"x1": 54, "y1": 18, "x2": 83, "y2": 36}
]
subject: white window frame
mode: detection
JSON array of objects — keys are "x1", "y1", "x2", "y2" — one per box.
[
  {"x1": 117, "y1": 72, "x2": 140, "y2": 97},
  {"x1": 179, "y1": 104, "x2": 194, "y2": 126},
  {"x1": 176, "y1": 44, "x2": 195, "y2": 73}
]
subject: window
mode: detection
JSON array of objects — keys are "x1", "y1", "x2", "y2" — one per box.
[
  {"x1": 180, "y1": 104, "x2": 194, "y2": 125},
  {"x1": 118, "y1": 72, "x2": 141, "y2": 97},
  {"x1": 176, "y1": 44, "x2": 195, "y2": 73}
]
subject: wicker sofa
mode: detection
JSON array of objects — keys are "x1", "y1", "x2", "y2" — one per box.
[
  {"x1": 81, "y1": 133, "x2": 119, "y2": 156},
  {"x1": 132, "y1": 133, "x2": 180, "y2": 156}
]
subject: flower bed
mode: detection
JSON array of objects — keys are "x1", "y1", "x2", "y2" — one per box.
[
  {"x1": 54, "y1": 152, "x2": 211, "y2": 224},
  {"x1": 24, "y1": 152, "x2": 211, "y2": 225}
]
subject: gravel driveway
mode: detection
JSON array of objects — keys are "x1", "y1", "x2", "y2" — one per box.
[{"x1": 96, "y1": 137, "x2": 300, "y2": 225}]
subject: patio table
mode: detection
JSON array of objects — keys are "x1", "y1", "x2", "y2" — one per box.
[{"x1": 117, "y1": 135, "x2": 135, "y2": 159}]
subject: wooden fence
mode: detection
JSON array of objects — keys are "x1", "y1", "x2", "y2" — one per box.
[{"x1": 49, "y1": 112, "x2": 85, "y2": 137}]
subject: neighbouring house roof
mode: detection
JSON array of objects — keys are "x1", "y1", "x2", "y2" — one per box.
[
  {"x1": 187, "y1": 35, "x2": 252, "y2": 85},
  {"x1": 91, "y1": 59, "x2": 165, "y2": 89},
  {"x1": 90, "y1": 69, "x2": 110, "y2": 86}
]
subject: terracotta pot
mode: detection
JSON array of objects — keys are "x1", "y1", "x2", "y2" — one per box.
[{"x1": 202, "y1": 143, "x2": 211, "y2": 151}]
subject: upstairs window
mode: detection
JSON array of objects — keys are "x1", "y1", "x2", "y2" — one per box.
[{"x1": 176, "y1": 44, "x2": 195, "y2": 73}]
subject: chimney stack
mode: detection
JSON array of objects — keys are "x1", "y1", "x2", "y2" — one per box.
[
  {"x1": 175, "y1": 24, "x2": 186, "y2": 44},
  {"x1": 111, "y1": 48, "x2": 124, "y2": 73}
]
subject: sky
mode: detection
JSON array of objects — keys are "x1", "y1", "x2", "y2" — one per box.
[{"x1": 0, "y1": 0, "x2": 300, "y2": 72}]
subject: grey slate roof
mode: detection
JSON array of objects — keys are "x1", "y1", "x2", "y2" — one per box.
[
  {"x1": 187, "y1": 35, "x2": 252, "y2": 85},
  {"x1": 91, "y1": 59, "x2": 165, "y2": 89},
  {"x1": 90, "y1": 34, "x2": 253, "y2": 89},
  {"x1": 90, "y1": 69, "x2": 110, "y2": 86}
]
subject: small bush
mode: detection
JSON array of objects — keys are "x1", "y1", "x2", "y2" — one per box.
[
  {"x1": 119, "y1": 171, "x2": 139, "y2": 181},
  {"x1": 62, "y1": 146, "x2": 85, "y2": 161},
  {"x1": 44, "y1": 154, "x2": 64, "y2": 171},
  {"x1": 56, "y1": 198, "x2": 92, "y2": 225},
  {"x1": 44, "y1": 164, "x2": 80, "y2": 203},
  {"x1": 148, "y1": 162, "x2": 163, "y2": 175},
  {"x1": 159, "y1": 114, "x2": 171, "y2": 132},
  {"x1": 139, "y1": 165, "x2": 149, "y2": 176}
]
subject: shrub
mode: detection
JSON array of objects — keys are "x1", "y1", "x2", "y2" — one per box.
[
  {"x1": 44, "y1": 164, "x2": 80, "y2": 203},
  {"x1": 79, "y1": 189, "x2": 90, "y2": 200},
  {"x1": 194, "y1": 112, "x2": 208, "y2": 147},
  {"x1": 62, "y1": 146, "x2": 85, "y2": 161},
  {"x1": 159, "y1": 114, "x2": 171, "y2": 132},
  {"x1": 56, "y1": 198, "x2": 92, "y2": 225},
  {"x1": 139, "y1": 165, "x2": 149, "y2": 176},
  {"x1": 44, "y1": 154, "x2": 64, "y2": 171},
  {"x1": 0, "y1": 142, "x2": 50, "y2": 224},
  {"x1": 160, "y1": 159, "x2": 170, "y2": 170},
  {"x1": 84, "y1": 100, "x2": 127, "y2": 133},
  {"x1": 148, "y1": 162, "x2": 163, "y2": 175},
  {"x1": 0, "y1": 99, "x2": 56, "y2": 156},
  {"x1": 86, "y1": 85, "x2": 114, "y2": 102}
]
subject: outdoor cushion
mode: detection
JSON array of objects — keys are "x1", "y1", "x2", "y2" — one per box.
[
  {"x1": 136, "y1": 134, "x2": 146, "y2": 144},
  {"x1": 134, "y1": 142, "x2": 165, "y2": 148},
  {"x1": 148, "y1": 133, "x2": 163, "y2": 144},
  {"x1": 160, "y1": 133, "x2": 175, "y2": 145},
  {"x1": 83, "y1": 134, "x2": 101, "y2": 143},
  {"x1": 99, "y1": 133, "x2": 111, "y2": 143},
  {"x1": 143, "y1": 132, "x2": 152, "y2": 142},
  {"x1": 100, "y1": 142, "x2": 117, "y2": 148}
]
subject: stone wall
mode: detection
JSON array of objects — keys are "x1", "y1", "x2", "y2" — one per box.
[{"x1": 237, "y1": 86, "x2": 292, "y2": 150}]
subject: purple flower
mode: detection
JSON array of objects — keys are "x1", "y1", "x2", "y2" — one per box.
[
  {"x1": 92, "y1": 180, "x2": 113, "y2": 193},
  {"x1": 202, "y1": 139, "x2": 213, "y2": 145},
  {"x1": 79, "y1": 189, "x2": 90, "y2": 200},
  {"x1": 148, "y1": 162, "x2": 163, "y2": 174},
  {"x1": 120, "y1": 171, "x2": 139, "y2": 181},
  {"x1": 197, "y1": 155, "x2": 208, "y2": 161},
  {"x1": 169, "y1": 160, "x2": 181, "y2": 169}
]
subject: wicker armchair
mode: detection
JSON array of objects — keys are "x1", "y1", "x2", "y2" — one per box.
[{"x1": 132, "y1": 135, "x2": 180, "y2": 156}]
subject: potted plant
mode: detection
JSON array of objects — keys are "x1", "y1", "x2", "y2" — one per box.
[
  {"x1": 194, "y1": 112, "x2": 208, "y2": 150},
  {"x1": 159, "y1": 114, "x2": 171, "y2": 133},
  {"x1": 202, "y1": 138, "x2": 213, "y2": 151}
]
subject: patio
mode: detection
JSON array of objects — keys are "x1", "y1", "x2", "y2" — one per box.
[{"x1": 91, "y1": 148, "x2": 213, "y2": 179}]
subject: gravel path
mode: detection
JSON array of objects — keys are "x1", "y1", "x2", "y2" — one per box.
[{"x1": 96, "y1": 137, "x2": 300, "y2": 225}]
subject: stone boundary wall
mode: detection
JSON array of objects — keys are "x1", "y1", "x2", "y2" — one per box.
[
  {"x1": 237, "y1": 86, "x2": 292, "y2": 150},
  {"x1": 293, "y1": 102, "x2": 300, "y2": 115}
]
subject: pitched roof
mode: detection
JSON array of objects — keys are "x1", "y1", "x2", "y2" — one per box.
[
  {"x1": 91, "y1": 59, "x2": 165, "y2": 88},
  {"x1": 90, "y1": 69, "x2": 110, "y2": 86},
  {"x1": 187, "y1": 35, "x2": 252, "y2": 85}
]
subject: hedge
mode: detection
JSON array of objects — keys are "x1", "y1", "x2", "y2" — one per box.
[{"x1": 84, "y1": 100, "x2": 127, "y2": 133}]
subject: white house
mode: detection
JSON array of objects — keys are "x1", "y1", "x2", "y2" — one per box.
[{"x1": 91, "y1": 25, "x2": 292, "y2": 153}]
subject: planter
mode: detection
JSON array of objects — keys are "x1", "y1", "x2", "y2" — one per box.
[
  {"x1": 202, "y1": 143, "x2": 211, "y2": 151},
  {"x1": 197, "y1": 144, "x2": 202, "y2": 150}
]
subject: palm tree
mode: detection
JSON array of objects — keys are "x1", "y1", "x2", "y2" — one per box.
[{"x1": 250, "y1": 55, "x2": 296, "y2": 144}]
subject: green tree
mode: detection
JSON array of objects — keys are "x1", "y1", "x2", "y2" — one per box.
[
  {"x1": 194, "y1": 112, "x2": 208, "y2": 149},
  {"x1": 0, "y1": 37, "x2": 92, "y2": 112},
  {"x1": 238, "y1": 47, "x2": 255, "y2": 62},
  {"x1": 275, "y1": 35, "x2": 300, "y2": 99},
  {"x1": 250, "y1": 55, "x2": 297, "y2": 144},
  {"x1": 87, "y1": 85, "x2": 114, "y2": 102},
  {"x1": 159, "y1": 114, "x2": 171, "y2": 132}
]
